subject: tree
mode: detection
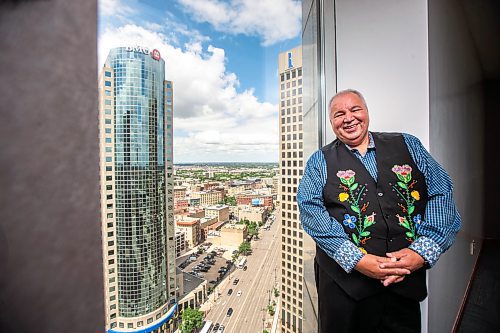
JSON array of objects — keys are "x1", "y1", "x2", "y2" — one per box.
[
  {"x1": 180, "y1": 307, "x2": 204, "y2": 333},
  {"x1": 267, "y1": 304, "x2": 275, "y2": 316},
  {"x1": 223, "y1": 195, "x2": 237, "y2": 206},
  {"x1": 238, "y1": 241, "x2": 251, "y2": 255},
  {"x1": 247, "y1": 222, "x2": 259, "y2": 238}
]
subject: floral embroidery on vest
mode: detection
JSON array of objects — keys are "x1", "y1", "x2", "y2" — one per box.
[
  {"x1": 391, "y1": 164, "x2": 422, "y2": 242},
  {"x1": 337, "y1": 170, "x2": 376, "y2": 254}
]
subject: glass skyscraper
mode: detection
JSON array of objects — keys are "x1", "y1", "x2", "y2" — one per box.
[{"x1": 99, "y1": 46, "x2": 176, "y2": 332}]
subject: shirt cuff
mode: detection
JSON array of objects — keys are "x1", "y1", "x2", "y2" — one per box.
[
  {"x1": 333, "y1": 240, "x2": 364, "y2": 273},
  {"x1": 408, "y1": 236, "x2": 442, "y2": 267}
]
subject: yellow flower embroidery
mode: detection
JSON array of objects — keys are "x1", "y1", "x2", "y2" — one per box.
[
  {"x1": 339, "y1": 192, "x2": 349, "y2": 202},
  {"x1": 359, "y1": 247, "x2": 367, "y2": 254},
  {"x1": 411, "y1": 190, "x2": 420, "y2": 200}
]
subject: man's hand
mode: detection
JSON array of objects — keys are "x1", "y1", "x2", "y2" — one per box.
[
  {"x1": 380, "y1": 248, "x2": 425, "y2": 273},
  {"x1": 382, "y1": 275, "x2": 405, "y2": 286},
  {"x1": 354, "y1": 254, "x2": 411, "y2": 280}
]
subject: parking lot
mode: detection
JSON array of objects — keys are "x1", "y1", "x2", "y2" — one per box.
[{"x1": 178, "y1": 244, "x2": 236, "y2": 286}]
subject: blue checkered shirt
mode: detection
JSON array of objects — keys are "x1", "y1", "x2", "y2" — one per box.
[{"x1": 297, "y1": 132, "x2": 461, "y2": 273}]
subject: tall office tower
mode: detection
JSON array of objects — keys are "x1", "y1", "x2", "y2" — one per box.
[
  {"x1": 98, "y1": 46, "x2": 177, "y2": 333},
  {"x1": 278, "y1": 46, "x2": 306, "y2": 333}
]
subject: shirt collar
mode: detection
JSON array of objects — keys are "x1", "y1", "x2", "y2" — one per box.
[{"x1": 344, "y1": 132, "x2": 376, "y2": 152}]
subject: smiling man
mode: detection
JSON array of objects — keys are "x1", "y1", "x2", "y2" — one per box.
[{"x1": 297, "y1": 89, "x2": 461, "y2": 333}]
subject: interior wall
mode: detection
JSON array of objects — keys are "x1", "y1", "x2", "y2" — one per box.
[
  {"x1": 484, "y1": 80, "x2": 500, "y2": 238},
  {"x1": 0, "y1": 0, "x2": 104, "y2": 332},
  {"x1": 333, "y1": 0, "x2": 430, "y2": 146},
  {"x1": 427, "y1": 0, "x2": 485, "y2": 332}
]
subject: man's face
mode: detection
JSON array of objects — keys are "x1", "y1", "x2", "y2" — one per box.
[{"x1": 329, "y1": 92, "x2": 369, "y2": 147}]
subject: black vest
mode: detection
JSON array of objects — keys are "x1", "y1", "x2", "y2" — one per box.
[{"x1": 315, "y1": 132, "x2": 428, "y2": 301}]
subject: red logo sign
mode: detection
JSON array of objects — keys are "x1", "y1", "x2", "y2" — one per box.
[{"x1": 151, "y1": 49, "x2": 161, "y2": 61}]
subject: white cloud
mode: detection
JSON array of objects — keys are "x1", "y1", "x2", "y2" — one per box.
[
  {"x1": 98, "y1": 24, "x2": 278, "y2": 162},
  {"x1": 98, "y1": 0, "x2": 136, "y2": 19},
  {"x1": 177, "y1": 0, "x2": 301, "y2": 46}
]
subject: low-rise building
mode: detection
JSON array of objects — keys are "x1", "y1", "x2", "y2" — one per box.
[
  {"x1": 176, "y1": 269, "x2": 207, "y2": 314},
  {"x1": 176, "y1": 217, "x2": 201, "y2": 249},
  {"x1": 188, "y1": 197, "x2": 201, "y2": 207},
  {"x1": 175, "y1": 231, "x2": 187, "y2": 257},
  {"x1": 237, "y1": 206, "x2": 269, "y2": 224},
  {"x1": 173, "y1": 186, "x2": 187, "y2": 199},
  {"x1": 235, "y1": 192, "x2": 274, "y2": 208},
  {"x1": 199, "y1": 216, "x2": 219, "y2": 240},
  {"x1": 213, "y1": 223, "x2": 248, "y2": 247},
  {"x1": 205, "y1": 204, "x2": 230, "y2": 223},
  {"x1": 174, "y1": 198, "x2": 189, "y2": 210},
  {"x1": 191, "y1": 190, "x2": 224, "y2": 207}
]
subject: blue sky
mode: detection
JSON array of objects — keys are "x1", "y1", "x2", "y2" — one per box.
[{"x1": 98, "y1": 0, "x2": 301, "y2": 162}]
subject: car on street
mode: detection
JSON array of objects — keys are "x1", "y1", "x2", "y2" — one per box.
[
  {"x1": 226, "y1": 308, "x2": 233, "y2": 317},
  {"x1": 232, "y1": 278, "x2": 239, "y2": 285},
  {"x1": 243, "y1": 265, "x2": 247, "y2": 271},
  {"x1": 213, "y1": 323, "x2": 220, "y2": 331},
  {"x1": 236, "y1": 290, "x2": 242, "y2": 296},
  {"x1": 227, "y1": 288, "x2": 233, "y2": 295},
  {"x1": 216, "y1": 324, "x2": 224, "y2": 333}
]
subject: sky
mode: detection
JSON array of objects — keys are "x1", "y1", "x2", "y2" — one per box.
[{"x1": 98, "y1": 0, "x2": 302, "y2": 163}]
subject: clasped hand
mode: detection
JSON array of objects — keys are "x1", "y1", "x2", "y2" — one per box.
[{"x1": 354, "y1": 248, "x2": 425, "y2": 286}]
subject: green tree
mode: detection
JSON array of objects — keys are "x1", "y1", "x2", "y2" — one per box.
[
  {"x1": 180, "y1": 307, "x2": 204, "y2": 333},
  {"x1": 223, "y1": 195, "x2": 237, "y2": 206},
  {"x1": 247, "y1": 222, "x2": 259, "y2": 238},
  {"x1": 238, "y1": 241, "x2": 251, "y2": 255}
]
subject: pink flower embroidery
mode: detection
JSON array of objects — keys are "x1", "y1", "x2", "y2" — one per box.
[
  {"x1": 336, "y1": 170, "x2": 356, "y2": 187},
  {"x1": 336, "y1": 170, "x2": 356, "y2": 180},
  {"x1": 392, "y1": 164, "x2": 413, "y2": 184}
]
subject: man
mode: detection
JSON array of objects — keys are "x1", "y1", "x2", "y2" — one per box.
[{"x1": 297, "y1": 89, "x2": 461, "y2": 333}]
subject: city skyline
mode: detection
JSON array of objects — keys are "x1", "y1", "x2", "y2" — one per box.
[{"x1": 98, "y1": 0, "x2": 301, "y2": 163}]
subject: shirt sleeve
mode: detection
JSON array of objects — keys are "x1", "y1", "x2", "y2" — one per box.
[
  {"x1": 403, "y1": 134, "x2": 462, "y2": 267},
  {"x1": 297, "y1": 150, "x2": 364, "y2": 273}
]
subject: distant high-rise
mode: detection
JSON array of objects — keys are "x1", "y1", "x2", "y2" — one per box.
[
  {"x1": 278, "y1": 46, "x2": 306, "y2": 333},
  {"x1": 98, "y1": 46, "x2": 176, "y2": 332}
]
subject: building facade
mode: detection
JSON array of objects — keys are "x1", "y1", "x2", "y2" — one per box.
[
  {"x1": 176, "y1": 218, "x2": 201, "y2": 249},
  {"x1": 175, "y1": 231, "x2": 187, "y2": 258},
  {"x1": 99, "y1": 46, "x2": 176, "y2": 333},
  {"x1": 278, "y1": 46, "x2": 305, "y2": 333},
  {"x1": 173, "y1": 186, "x2": 187, "y2": 199},
  {"x1": 190, "y1": 190, "x2": 224, "y2": 207},
  {"x1": 235, "y1": 192, "x2": 274, "y2": 208},
  {"x1": 237, "y1": 206, "x2": 268, "y2": 225},
  {"x1": 205, "y1": 204, "x2": 230, "y2": 223}
]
